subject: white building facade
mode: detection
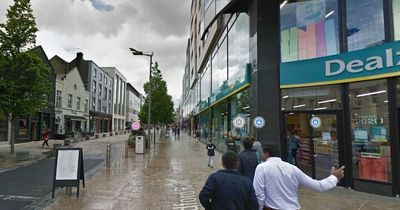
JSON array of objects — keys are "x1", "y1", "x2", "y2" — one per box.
[
  {"x1": 103, "y1": 67, "x2": 127, "y2": 132},
  {"x1": 51, "y1": 56, "x2": 89, "y2": 138},
  {"x1": 126, "y1": 83, "x2": 142, "y2": 126}
]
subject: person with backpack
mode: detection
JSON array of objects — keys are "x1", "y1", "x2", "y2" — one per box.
[
  {"x1": 237, "y1": 137, "x2": 260, "y2": 181},
  {"x1": 206, "y1": 139, "x2": 216, "y2": 168}
]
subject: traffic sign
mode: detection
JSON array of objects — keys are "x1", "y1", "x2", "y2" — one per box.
[
  {"x1": 233, "y1": 116, "x2": 246, "y2": 129},
  {"x1": 310, "y1": 117, "x2": 321, "y2": 128},
  {"x1": 132, "y1": 122, "x2": 140, "y2": 131},
  {"x1": 253, "y1": 116, "x2": 265, "y2": 129}
]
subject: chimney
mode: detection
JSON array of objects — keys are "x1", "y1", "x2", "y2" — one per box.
[{"x1": 77, "y1": 52, "x2": 83, "y2": 61}]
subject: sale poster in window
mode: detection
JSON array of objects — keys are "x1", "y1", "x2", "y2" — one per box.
[
  {"x1": 354, "y1": 128, "x2": 368, "y2": 142},
  {"x1": 371, "y1": 127, "x2": 387, "y2": 142}
]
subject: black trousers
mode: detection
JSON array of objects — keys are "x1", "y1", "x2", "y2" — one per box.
[{"x1": 42, "y1": 140, "x2": 49, "y2": 147}]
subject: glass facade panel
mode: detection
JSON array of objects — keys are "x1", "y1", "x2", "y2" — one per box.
[
  {"x1": 346, "y1": 0, "x2": 385, "y2": 51},
  {"x1": 228, "y1": 13, "x2": 249, "y2": 86},
  {"x1": 281, "y1": 85, "x2": 341, "y2": 111},
  {"x1": 211, "y1": 102, "x2": 228, "y2": 151},
  {"x1": 280, "y1": 0, "x2": 339, "y2": 62},
  {"x1": 211, "y1": 36, "x2": 228, "y2": 100},
  {"x1": 349, "y1": 79, "x2": 391, "y2": 183},
  {"x1": 200, "y1": 65, "x2": 211, "y2": 108},
  {"x1": 394, "y1": 0, "x2": 400, "y2": 40},
  {"x1": 230, "y1": 90, "x2": 250, "y2": 142}
]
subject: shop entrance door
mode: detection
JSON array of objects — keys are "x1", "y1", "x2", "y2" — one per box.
[{"x1": 284, "y1": 112, "x2": 341, "y2": 180}]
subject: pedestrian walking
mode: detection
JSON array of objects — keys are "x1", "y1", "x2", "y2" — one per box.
[
  {"x1": 225, "y1": 131, "x2": 237, "y2": 153},
  {"x1": 287, "y1": 131, "x2": 300, "y2": 165},
  {"x1": 42, "y1": 128, "x2": 50, "y2": 147},
  {"x1": 237, "y1": 138, "x2": 260, "y2": 181},
  {"x1": 206, "y1": 139, "x2": 216, "y2": 168},
  {"x1": 199, "y1": 151, "x2": 259, "y2": 210},
  {"x1": 251, "y1": 137, "x2": 263, "y2": 163},
  {"x1": 195, "y1": 129, "x2": 200, "y2": 142},
  {"x1": 253, "y1": 144, "x2": 345, "y2": 210}
]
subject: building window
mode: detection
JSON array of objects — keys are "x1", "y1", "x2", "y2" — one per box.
[
  {"x1": 56, "y1": 90, "x2": 62, "y2": 109},
  {"x1": 228, "y1": 13, "x2": 249, "y2": 86},
  {"x1": 105, "y1": 77, "x2": 108, "y2": 85},
  {"x1": 109, "y1": 89, "x2": 112, "y2": 100},
  {"x1": 109, "y1": 103, "x2": 112, "y2": 114},
  {"x1": 346, "y1": 0, "x2": 385, "y2": 51},
  {"x1": 84, "y1": 99, "x2": 88, "y2": 113},
  {"x1": 98, "y1": 99, "x2": 101, "y2": 112},
  {"x1": 92, "y1": 81, "x2": 96, "y2": 93},
  {"x1": 280, "y1": 0, "x2": 339, "y2": 62},
  {"x1": 349, "y1": 79, "x2": 391, "y2": 183},
  {"x1": 93, "y1": 68, "x2": 96, "y2": 77},
  {"x1": 92, "y1": 96, "x2": 96, "y2": 110},
  {"x1": 99, "y1": 72, "x2": 102, "y2": 81},
  {"x1": 99, "y1": 84, "x2": 102, "y2": 97},
  {"x1": 68, "y1": 94, "x2": 73, "y2": 108},
  {"x1": 393, "y1": 0, "x2": 400, "y2": 40},
  {"x1": 76, "y1": 97, "x2": 81, "y2": 110},
  {"x1": 104, "y1": 87, "x2": 107, "y2": 100}
]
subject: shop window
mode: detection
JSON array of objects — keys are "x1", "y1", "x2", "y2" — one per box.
[
  {"x1": 280, "y1": 0, "x2": 339, "y2": 62},
  {"x1": 281, "y1": 85, "x2": 341, "y2": 111},
  {"x1": 200, "y1": 64, "x2": 211, "y2": 103},
  {"x1": 230, "y1": 90, "x2": 250, "y2": 142},
  {"x1": 349, "y1": 79, "x2": 391, "y2": 183},
  {"x1": 67, "y1": 94, "x2": 73, "y2": 108},
  {"x1": 211, "y1": 102, "x2": 229, "y2": 150},
  {"x1": 346, "y1": 0, "x2": 385, "y2": 51},
  {"x1": 393, "y1": 0, "x2": 400, "y2": 40}
]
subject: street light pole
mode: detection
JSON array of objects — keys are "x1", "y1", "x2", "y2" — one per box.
[
  {"x1": 129, "y1": 48, "x2": 154, "y2": 148},
  {"x1": 148, "y1": 53, "x2": 153, "y2": 148}
]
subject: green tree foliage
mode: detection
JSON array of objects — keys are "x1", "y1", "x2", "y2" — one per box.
[
  {"x1": 139, "y1": 62, "x2": 174, "y2": 125},
  {"x1": 0, "y1": 0, "x2": 51, "y2": 154}
]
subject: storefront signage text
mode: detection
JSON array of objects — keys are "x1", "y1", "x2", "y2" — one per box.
[{"x1": 281, "y1": 41, "x2": 400, "y2": 88}]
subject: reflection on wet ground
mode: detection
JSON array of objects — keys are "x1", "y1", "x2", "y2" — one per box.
[{"x1": 45, "y1": 132, "x2": 400, "y2": 210}]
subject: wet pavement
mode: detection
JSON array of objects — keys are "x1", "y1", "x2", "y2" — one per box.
[{"x1": 43, "y1": 131, "x2": 400, "y2": 210}]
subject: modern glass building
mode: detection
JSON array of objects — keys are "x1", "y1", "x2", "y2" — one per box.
[{"x1": 181, "y1": 0, "x2": 400, "y2": 196}]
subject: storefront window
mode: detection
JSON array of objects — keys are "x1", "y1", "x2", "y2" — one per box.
[
  {"x1": 228, "y1": 13, "x2": 249, "y2": 86},
  {"x1": 281, "y1": 85, "x2": 341, "y2": 111},
  {"x1": 18, "y1": 119, "x2": 29, "y2": 139},
  {"x1": 280, "y1": 0, "x2": 339, "y2": 62},
  {"x1": 211, "y1": 102, "x2": 228, "y2": 151},
  {"x1": 346, "y1": 0, "x2": 385, "y2": 51},
  {"x1": 349, "y1": 79, "x2": 391, "y2": 183},
  {"x1": 200, "y1": 109, "x2": 211, "y2": 142},
  {"x1": 200, "y1": 64, "x2": 211, "y2": 108},
  {"x1": 230, "y1": 90, "x2": 250, "y2": 142},
  {"x1": 393, "y1": 0, "x2": 400, "y2": 40}
]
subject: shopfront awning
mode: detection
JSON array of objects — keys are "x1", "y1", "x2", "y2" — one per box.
[{"x1": 64, "y1": 115, "x2": 87, "y2": 121}]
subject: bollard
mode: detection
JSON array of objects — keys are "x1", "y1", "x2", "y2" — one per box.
[
  {"x1": 106, "y1": 144, "x2": 111, "y2": 168},
  {"x1": 125, "y1": 140, "x2": 128, "y2": 158}
]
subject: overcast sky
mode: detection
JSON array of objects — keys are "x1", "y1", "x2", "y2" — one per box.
[{"x1": 0, "y1": 0, "x2": 190, "y2": 107}]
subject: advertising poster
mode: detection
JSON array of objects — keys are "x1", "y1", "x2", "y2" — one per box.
[
  {"x1": 371, "y1": 126, "x2": 387, "y2": 142},
  {"x1": 354, "y1": 128, "x2": 368, "y2": 142}
]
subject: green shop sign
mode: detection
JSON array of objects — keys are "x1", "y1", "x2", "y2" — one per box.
[{"x1": 280, "y1": 41, "x2": 400, "y2": 88}]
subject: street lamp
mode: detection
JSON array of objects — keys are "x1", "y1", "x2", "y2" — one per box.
[{"x1": 129, "y1": 47, "x2": 154, "y2": 147}]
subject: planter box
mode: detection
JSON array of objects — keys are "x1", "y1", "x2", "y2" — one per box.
[
  {"x1": 16, "y1": 151, "x2": 30, "y2": 161},
  {"x1": 102, "y1": 133, "x2": 106, "y2": 137},
  {"x1": 115, "y1": 132, "x2": 118, "y2": 135},
  {"x1": 95, "y1": 134, "x2": 99, "y2": 138},
  {"x1": 64, "y1": 139, "x2": 71, "y2": 145},
  {"x1": 110, "y1": 132, "x2": 113, "y2": 136},
  {"x1": 85, "y1": 135, "x2": 90, "y2": 140}
]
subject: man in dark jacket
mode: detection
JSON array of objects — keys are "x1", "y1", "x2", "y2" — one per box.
[
  {"x1": 199, "y1": 151, "x2": 259, "y2": 210},
  {"x1": 237, "y1": 137, "x2": 260, "y2": 181}
]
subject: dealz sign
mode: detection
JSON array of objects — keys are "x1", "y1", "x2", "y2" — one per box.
[{"x1": 280, "y1": 41, "x2": 400, "y2": 88}]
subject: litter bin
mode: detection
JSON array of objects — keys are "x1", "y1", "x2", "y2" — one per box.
[{"x1": 135, "y1": 136, "x2": 144, "y2": 154}]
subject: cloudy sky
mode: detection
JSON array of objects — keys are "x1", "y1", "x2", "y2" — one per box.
[{"x1": 0, "y1": 0, "x2": 190, "y2": 107}]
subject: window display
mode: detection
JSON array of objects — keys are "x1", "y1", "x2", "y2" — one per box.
[
  {"x1": 280, "y1": 0, "x2": 339, "y2": 62},
  {"x1": 346, "y1": 0, "x2": 385, "y2": 51},
  {"x1": 349, "y1": 79, "x2": 391, "y2": 182}
]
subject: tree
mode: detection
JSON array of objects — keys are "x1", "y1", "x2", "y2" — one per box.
[
  {"x1": 139, "y1": 62, "x2": 174, "y2": 125},
  {"x1": 0, "y1": 0, "x2": 52, "y2": 154}
]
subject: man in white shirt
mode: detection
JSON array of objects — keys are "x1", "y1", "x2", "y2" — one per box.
[{"x1": 253, "y1": 144, "x2": 345, "y2": 210}]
